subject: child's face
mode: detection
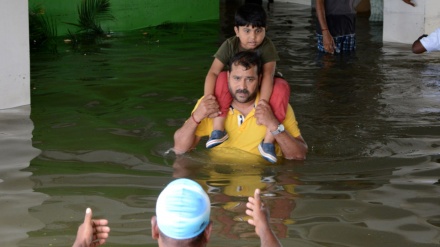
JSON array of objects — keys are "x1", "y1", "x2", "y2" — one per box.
[{"x1": 234, "y1": 25, "x2": 266, "y2": 50}]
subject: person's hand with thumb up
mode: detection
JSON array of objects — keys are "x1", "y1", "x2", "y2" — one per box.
[{"x1": 73, "y1": 208, "x2": 110, "y2": 247}]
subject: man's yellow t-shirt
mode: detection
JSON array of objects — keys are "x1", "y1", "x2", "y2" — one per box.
[{"x1": 194, "y1": 94, "x2": 301, "y2": 157}]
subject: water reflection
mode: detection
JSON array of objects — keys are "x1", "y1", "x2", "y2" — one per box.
[
  {"x1": 171, "y1": 152, "x2": 301, "y2": 245},
  {"x1": 292, "y1": 157, "x2": 440, "y2": 246},
  {"x1": 0, "y1": 106, "x2": 47, "y2": 246},
  {"x1": 21, "y1": 146, "x2": 178, "y2": 246}
]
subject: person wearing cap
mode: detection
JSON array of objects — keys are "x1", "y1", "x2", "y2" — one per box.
[
  {"x1": 152, "y1": 178, "x2": 282, "y2": 247},
  {"x1": 173, "y1": 51, "x2": 308, "y2": 162},
  {"x1": 73, "y1": 178, "x2": 282, "y2": 247},
  {"x1": 151, "y1": 178, "x2": 212, "y2": 246}
]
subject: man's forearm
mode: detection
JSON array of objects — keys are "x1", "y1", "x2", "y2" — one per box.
[
  {"x1": 259, "y1": 227, "x2": 282, "y2": 247},
  {"x1": 173, "y1": 116, "x2": 200, "y2": 154},
  {"x1": 173, "y1": 95, "x2": 220, "y2": 154},
  {"x1": 275, "y1": 132, "x2": 308, "y2": 160}
]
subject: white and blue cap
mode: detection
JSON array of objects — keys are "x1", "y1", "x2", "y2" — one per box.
[{"x1": 156, "y1": 178, "x2": 211, "y2": 239}]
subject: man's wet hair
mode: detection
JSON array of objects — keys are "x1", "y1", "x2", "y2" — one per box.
[
  {"x1": 228, "y1": 51, "x2": 263, "y2": 75},
  {"x1": 235, "y1": 3, "x2": 267, "y2": 28}
]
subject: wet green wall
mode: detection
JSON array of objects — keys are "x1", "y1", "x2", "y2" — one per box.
[{"x1": 29, "y1": 0, "x2": 219, "y2": 35}]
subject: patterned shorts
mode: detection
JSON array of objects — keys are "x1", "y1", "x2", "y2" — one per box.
[{"x1": 317, "y1": 33, "x2": 356, "y2": 53}]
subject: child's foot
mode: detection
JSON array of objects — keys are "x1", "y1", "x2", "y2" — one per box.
[
  {"x1": 206, "y1": 130, "x2": 228, "y2": 149},
  {"x1": 258, "y1": 141, "x2": 277, "y2": 163}
]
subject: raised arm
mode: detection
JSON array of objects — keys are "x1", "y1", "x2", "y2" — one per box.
[
  {"x1": 246, "y1": 189, "x2": 282, "y2": 247},
  {"x1": 73, "y1": 208, "x2": 110, "y2": 247},
  {"x1": 402, "y1": 0, "x2": 415, "y2": 7},
  {"x1": 259, "y1": 61, "x2": 276, "y2": 102},
  {"x1": 173, "y1": 95, "x2": 220, "y2": 154}
]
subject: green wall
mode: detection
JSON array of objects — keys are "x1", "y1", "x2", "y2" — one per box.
[{"x1": 29, "y1": 0, "x2": 219, "y2": 35}]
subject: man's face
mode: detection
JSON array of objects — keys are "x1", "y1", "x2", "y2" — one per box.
[
  {"x1": 234, "y1": 25, "x2": 266, "y2": 50},
  {"x1": 227, "y1": 63, "x2": 260, "y2": 104}
]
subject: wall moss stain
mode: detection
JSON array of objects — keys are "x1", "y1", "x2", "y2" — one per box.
[{"x1": 29, "y1": 0, "x2": 218, "y2": 35}]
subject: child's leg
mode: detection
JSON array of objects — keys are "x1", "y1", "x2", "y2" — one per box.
[
  {"x1": 263, "y1": 129, "x2": 275, "y2": 144},
  {"x1": 213, "y1": 117, "x2": 226, "y2": 131},
  {"x1": 213, "y1": 71, "x2": 232, "y2": 130},
  {"x1": 263, "y1": 77, "x2": 290, "y2": 144},
  {"x1": 259, "y1": 77, "x2": 290, "y2": 163},
  {"x1": 269, "y1": 77, "x2": 290, "y2": 123},
  {"x1": 207, "y1": 71, "x2": 231, "y2": 148}
]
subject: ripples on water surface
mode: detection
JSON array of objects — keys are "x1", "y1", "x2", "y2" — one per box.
[{"x1": 1, "y1": 2, "x2": 439, "y2": 247}]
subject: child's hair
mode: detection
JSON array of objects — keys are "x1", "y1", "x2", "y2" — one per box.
[{"x1": 235, "y1": 3, "x2": 267, "y2": 28}]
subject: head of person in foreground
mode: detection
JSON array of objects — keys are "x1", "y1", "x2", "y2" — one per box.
[{"x1": 150, "y1": 178, "x2": 212, "y2": 247}]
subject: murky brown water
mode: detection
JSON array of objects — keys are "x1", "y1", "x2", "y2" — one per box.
[{"x1": 1, "y1": 1, "x2": 439, "y2": 247}]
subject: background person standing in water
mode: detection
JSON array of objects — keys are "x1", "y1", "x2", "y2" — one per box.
[{"x1": 315, "y1": 0, "x2": 359, "y2": 54}]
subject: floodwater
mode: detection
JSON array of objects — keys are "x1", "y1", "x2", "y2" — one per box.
[{"x1": 1, "y1": 2, "x2": 440, "y2": 247}]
